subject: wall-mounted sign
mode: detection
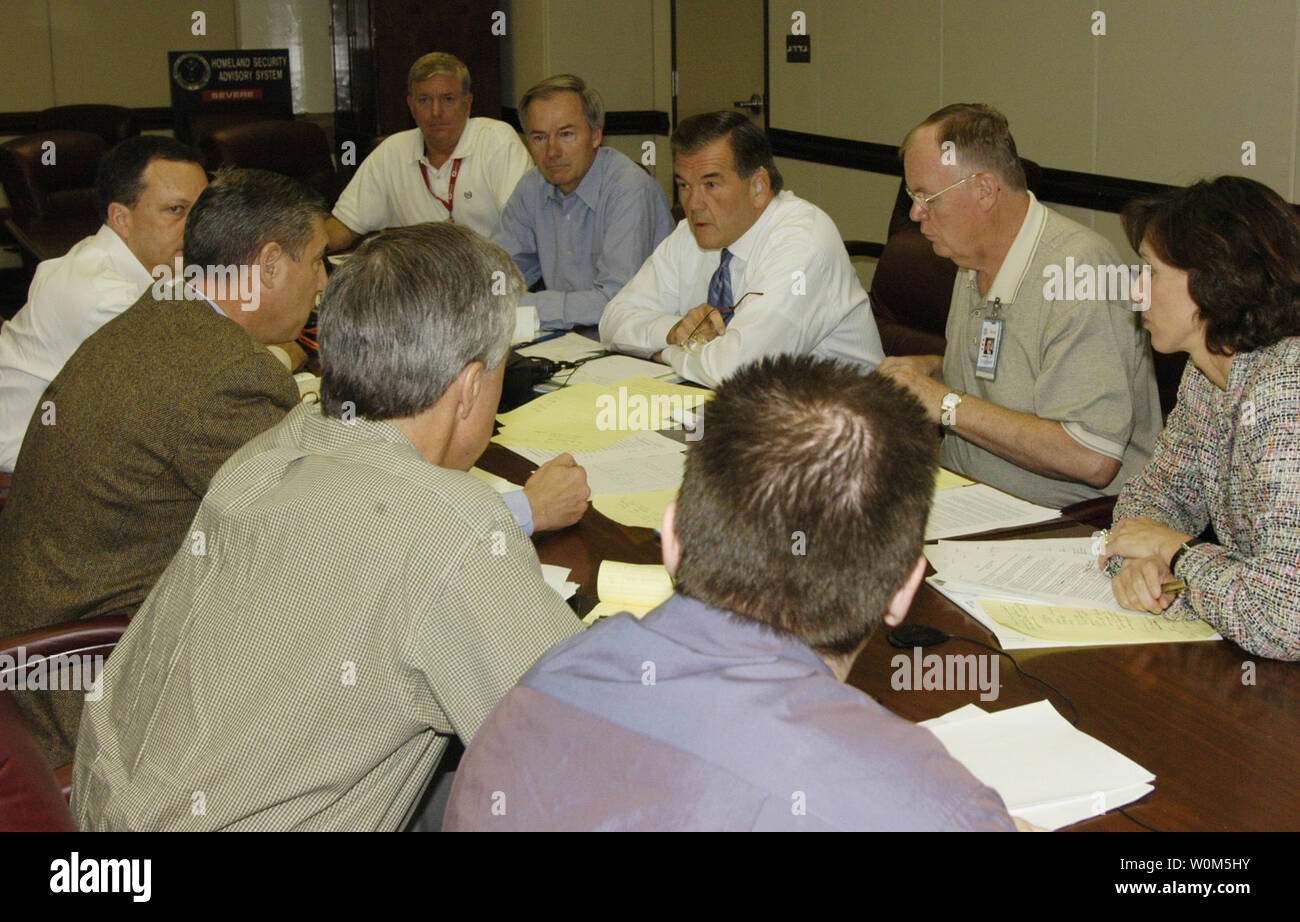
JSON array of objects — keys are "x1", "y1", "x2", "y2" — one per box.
[
  {"x1": 168, "y1": 49, "x2": 293, "y2": 143},
  {"x1": 786, "y1": 35, "x2": 811, "y2": 63}
]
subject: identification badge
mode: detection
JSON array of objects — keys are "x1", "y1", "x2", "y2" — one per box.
[{"x1": 975, "y1": 317, "x2": 1003, "y2": 380}]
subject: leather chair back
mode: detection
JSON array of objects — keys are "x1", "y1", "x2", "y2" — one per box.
[
  {"x1": 868, "y1": 159, "x2": 1043, "y2": 356},
  {"x1": 0, "y1": 130, "x2": 105, "y2": 224},
  {"x1": 0, "y1": 693, "x2": 77, "y2": 830},
  {"x1": 202, "y1": 119, "x2": 339, "y2": 204},
  {"x1": 0, "y1": 130, "x2": 105, "y2": 262},
  {"x1": 0, "y1": 613, "x2": 130, "y2": 820},
  {"x1": 36, "y1": 105, "x2": 139, "y2": 147}
]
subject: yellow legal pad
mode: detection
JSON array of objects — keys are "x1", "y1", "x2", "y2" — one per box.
[
  {"x1": 592, "y1": 491, "x2": 678, "y2": 530},
  {"x1": 581, "y1": 561, "x2": 674, "y2": 624},
  {"x1": 935, "y1": 468, "x2": 976, "y2": 491},
  {"x1": 982, "y1": 599, "x2": 1219, "y2": 645},
  {"x1": 494, "y1": 377, "x2": 712, "y2": 453}
]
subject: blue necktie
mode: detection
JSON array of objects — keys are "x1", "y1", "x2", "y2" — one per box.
[{"x1": 707, "y1": 249, "x2": 734, "y2": 323}]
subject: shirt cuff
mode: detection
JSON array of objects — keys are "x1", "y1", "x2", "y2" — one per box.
[
  {"x1": 502, "y1": 488, "x2": 534, "y2": 536},
  {"x1": 526, "y1": 293, "x2": 565, "y2": 330},
  {"x1": 1061, "y1": 420, "x2": 1126, "y2": 462},
  {"x1": 650, "y1": 314, "x2": 682, "y2": 351}
]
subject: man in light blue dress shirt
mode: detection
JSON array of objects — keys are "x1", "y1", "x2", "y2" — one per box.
[{"x1": 494, "y1": 74, "x2": 674, "y2": 330}]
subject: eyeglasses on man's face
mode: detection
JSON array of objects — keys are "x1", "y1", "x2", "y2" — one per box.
[{"x1": 905, "y1": 172, "x2": 980, "y2": 211}]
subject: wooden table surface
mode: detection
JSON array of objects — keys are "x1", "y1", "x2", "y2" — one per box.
[{"x1": 481, "y1": 427, "x2": 1300, "y2": 833}]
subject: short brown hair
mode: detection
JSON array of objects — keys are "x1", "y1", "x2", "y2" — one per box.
[
  {"x1": 1123, "y1": 175, "x2": 1300, "y2": 355},
  {"x1": 95, "y1": 135, "x2": 204, "y2": 223},
  {"x1": 901, "y1": 103, "x2": 1026, "y2": 192},
  {"x1": 407, "y1": 52, "x2": 470, "y2": 97},
  {"x1": 673, "y1": 356, "x2": 938, "y2": 656},
  {"x1": 520, "y1": 74, "x2": 604, "y2": 132},
  {"x1": 671, "y1": 111, "x2": 784, "y2": 193}
]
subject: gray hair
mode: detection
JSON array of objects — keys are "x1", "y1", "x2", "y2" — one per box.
[
  {"x1": 899, "y1": 103, "x2": 1027, "y2": 193},
  {"x1": 319, "y1": 223, "x2": 523, "y2": 421},
  {"x1": 520, "y1": 74, "x2": 605, "y2": 132},
  {"x1": 184, "y1": 168, "x2": 328, "y2": 268}
]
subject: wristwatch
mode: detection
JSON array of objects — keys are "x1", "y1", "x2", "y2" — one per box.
[
  {"x1": 940, "y1": 391, "x2": 963, "y2": 429},
  {"x1": 1169, "y1": 537, "x2": 1207, "y2": 573}
]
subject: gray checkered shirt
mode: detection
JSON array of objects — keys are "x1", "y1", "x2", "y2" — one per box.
[{"x1": 71, "y1": 402, "x2": 581, "y2": 830}]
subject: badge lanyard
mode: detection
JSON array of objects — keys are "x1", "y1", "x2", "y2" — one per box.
[
  {"x1": 975, "y1": 296, "x2": 1004, "y2": 380},
  {"x1": 418, "y1": 158, "x2": 462, "y2": 223}
]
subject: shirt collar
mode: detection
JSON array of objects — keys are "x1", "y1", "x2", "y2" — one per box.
[
  {"x1": 98, "y1": 223, "x2": 159, "y2": 290},
  {"x1": 963, "y1": 190, "x2": 1048, "y2": 306},
  {"x1": 188, "y1": 282, "x2": 228, "y2": 317},
  {"x1": 152, "y1": 275, "x2": 229, "y2": 317},
  {"x1": 292, "y1": 400, "x2": 424, "y2": 454},
  {"x1": 720, "y1": 190, "x2": 787, "y2": 265},
  {"x1": 410, "y1": 119, "x2": 476, "y2": 168},
  {"x1": 643, "y1": 591, "x2": 835, "y2": 679},
  {"x1": 545, "y1": 147, "x2": 609, "y2": 210}
]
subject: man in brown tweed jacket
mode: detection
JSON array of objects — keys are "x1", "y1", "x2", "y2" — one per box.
[
  {"x1": 74, "y1": 224, "x2": 582, "y2": 831},
  {"x1": 0, "y1": 169, "x2": 329, "y2": 768}
]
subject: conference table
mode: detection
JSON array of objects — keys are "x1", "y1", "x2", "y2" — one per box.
[{"x1": 480, "y1": 392, "x2": 1300, "y2": 832}]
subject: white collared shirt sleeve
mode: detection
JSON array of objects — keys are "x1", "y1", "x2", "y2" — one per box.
[
  {"x1": 599, "y1": 221, "x2": 690, "y2": 357},
  {"x1": 599, "y1": 194, "x2": 882, "y2": 383},
  {"x1": 666, "y1": 216, "x2": 876, "y2": 388},
  {"x1": 331, "y1": 134, "x2": 407, "y2": 236},
  {"x1": 0, "y1": 226, "x2": 154, "y2": 471},
  {"x1": 488, "y1": 126, "x2": 533, "y2": 215}
]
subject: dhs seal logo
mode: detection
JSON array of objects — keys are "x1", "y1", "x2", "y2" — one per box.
[{"x1": 172, "y1": 52, "x2": 211, "y2": 91}]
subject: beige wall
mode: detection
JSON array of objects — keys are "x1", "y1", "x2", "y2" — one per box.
[
  {"x1": 0, "y1": 0, "x2": 339, "y2": 116},
  {"x1": 0, "y1": 1, "x2": 240, "y2": 111},
  {"x1": 238, "y1": 0, "x2": 334, "y2": 116},
  {"x1": 502, "y1": 0, "x2": 674, "y2": 198},
  {"x1": 10, "y1": 1, "x2": 1297, "y2": 258},
  {"x1": 768, "y1": 0, "x2": 1300, "y2": 258},
  {"x1": 0, "y1": 1, "x2": 334, "y2": 219}
]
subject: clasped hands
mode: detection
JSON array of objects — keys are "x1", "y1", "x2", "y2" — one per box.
[{"x1": 1098, "y1": 516, "x2": 1193, "y2": 615}]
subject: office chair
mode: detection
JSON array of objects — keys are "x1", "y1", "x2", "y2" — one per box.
[
  {"x1": 35, "y1": 105, "x2": 139, "y2": 147},
  {"x1": 0, "y1": 612, "x2": 131, "y2": 819},
  {"x1": 202, "y1": 119, "x2": 340, "y2": 205},
  {"x1": 0, "y1": 130, "x2": 106, "y2": 266}
]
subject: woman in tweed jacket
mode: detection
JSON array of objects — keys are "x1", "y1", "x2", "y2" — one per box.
[{"x1": 1101, "y1": 175, "x2": 1300, "y2": 661}]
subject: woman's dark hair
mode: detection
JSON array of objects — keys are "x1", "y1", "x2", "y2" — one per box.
[{"x1": 1122, "y1": 175, "x2": 1300, "y2": 354}]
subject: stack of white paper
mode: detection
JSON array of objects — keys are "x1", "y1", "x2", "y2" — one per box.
[
  {"x1": 925, "y1": 538, "x2": 1222, "y2": 649},
  {"x1": 515, "y1": 331, "x2": 604, "y2": 363},
  {"x1": 925, "y1": 483, "x2": 1060, "y2": 540},
  {"x1": 540, "y1": 564, "x2": 580, "y2": 602},
  {"x1": 510, "y1": 430, "x2": 686, "y2": 495},
  {"x1": 468, "y1": 467, "x2": 518, "y2": 494},
  {"x1": 921, "y1": 701, "x2": 1154, "y2": 830},
  {"x1": 551, "y1": 354, "x2": 682, "y2": 387},
  {"x1": 925, "y1": 538, "x2": 1125, "y2": 611},
  {"x1": 512, "y1": 306, "x2": 540, "y2": 343}
]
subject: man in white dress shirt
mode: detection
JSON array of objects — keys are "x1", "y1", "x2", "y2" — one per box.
[
  {"x1": 326, "y1": 52, "x2": 532, "y2": 250},
  {"x1": 0, "y1": 136, "x2": 208, "y2": 472},
  {"x1": 599, "y1": 111, "x2": 883, "y2": 387}
]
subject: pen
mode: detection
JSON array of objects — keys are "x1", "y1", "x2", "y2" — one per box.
[
  {"x1": 521, "y1": 330, "x2": 566, "y2": 347},
  {"x1": 1162, "y1": 580, "x2": 1187, "y2": 594}
]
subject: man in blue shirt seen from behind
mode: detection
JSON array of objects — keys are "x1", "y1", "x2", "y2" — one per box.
[
  {"x1": 445, "y1": 355, "x2": 1018, "y2": 831},
  {"x1": 493, "y1": 74, "x2": 674, "y2": 330}
]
